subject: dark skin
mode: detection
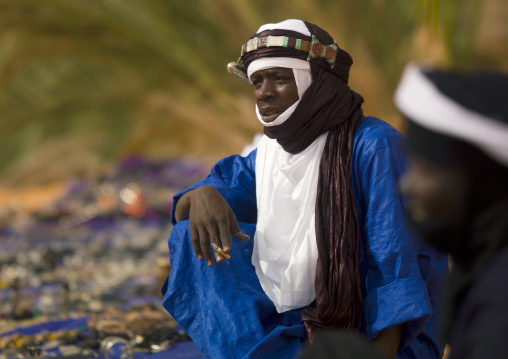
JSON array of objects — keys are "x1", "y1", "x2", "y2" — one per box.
[
  {"x1": 371, "y1": 324, "x2": 404, "y2": 359},
  {"x1": 399, "y1": 154, "x2": 466, "y2": 224},
  {"x1": 174, "y1": 185, "x2": 248, "y2": 266},
  {"x1": 174, "y1": 66, "x2": 402, "y2": 358},
  {"x1": 250, "y1": 67, "x2": 300, "y2": 123}
]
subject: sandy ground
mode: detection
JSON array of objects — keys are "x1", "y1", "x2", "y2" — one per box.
[{"x1": 0, "y1": 182, "x2": 66, "y2": 213}]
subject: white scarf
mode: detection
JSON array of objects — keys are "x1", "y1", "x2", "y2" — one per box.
[{"x1": 253, "y1": 132, "x2": 327, "y2": 313}]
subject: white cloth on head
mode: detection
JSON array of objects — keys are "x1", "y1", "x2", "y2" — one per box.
[
  {"x1": 248, "y1": 58, "x2": 311, "y2": 127},
  {"x1": 257, "y1": 19, "x2": 311, "y2": 36},
  {"x1": 249, "y1": 50, "x2": 324, "y2": 313},
  {"x1": 395, "y1": 63, "x2": 508, "y2": 167}
]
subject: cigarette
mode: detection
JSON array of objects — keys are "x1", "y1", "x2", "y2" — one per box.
[{"x1": 212, "y1": 243, "x2": 231, "y2": 260}]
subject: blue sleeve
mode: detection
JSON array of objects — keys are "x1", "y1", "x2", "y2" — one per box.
[
  {"x1": 170, "y1": 150, "x2": 258, "y2": 225},
  {"x1": 353, "y1": 118, "x2": 435, "y2": 348}
]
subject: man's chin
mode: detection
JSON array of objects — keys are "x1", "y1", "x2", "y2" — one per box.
[{"x1": 261, "y1": 113, "x2": 281, "y2": 123}]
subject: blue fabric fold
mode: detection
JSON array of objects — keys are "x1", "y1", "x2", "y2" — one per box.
[{"x1": 161, "y1": 221, "x2": 305, "y2": 359}]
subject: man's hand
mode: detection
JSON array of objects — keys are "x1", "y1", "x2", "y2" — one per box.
[
  {"x1": 174, "y1": 185, "x2": 250, "y2": 266},
  {"x1": 371, "y1": 324, "x2": 403, "y2": 359}
]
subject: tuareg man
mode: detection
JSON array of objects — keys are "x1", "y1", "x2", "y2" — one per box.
[{"x1": 162, "y1": 20, "x2": 448, "y2": 359}]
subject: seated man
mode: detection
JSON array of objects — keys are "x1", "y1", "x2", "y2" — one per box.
[
  {"x1": 396, "y1": 64, "x2": 508, "y2": 359},
  {"x1": 161, "y1": 20, "x2": 448, "y2": 359}
]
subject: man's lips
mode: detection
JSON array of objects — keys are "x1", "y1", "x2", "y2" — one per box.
[{"x1": 259, "y1": 106, "x2": 283, "y2": 122}]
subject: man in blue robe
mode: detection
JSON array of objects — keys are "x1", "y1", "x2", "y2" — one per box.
[{"x1": 161, "y1": 20, "x2": 448, "y2": 359}]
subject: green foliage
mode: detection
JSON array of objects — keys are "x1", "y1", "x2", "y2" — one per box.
[{"x1": 0, "y1": 0, "x2": 493, "y2": 186}]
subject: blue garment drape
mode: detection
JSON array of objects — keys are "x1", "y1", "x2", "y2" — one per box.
[{"x1": 162, "y1": 117, "x2": 448, "y2": 359}]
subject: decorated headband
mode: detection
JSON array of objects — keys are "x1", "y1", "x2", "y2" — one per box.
[
  {"x1": 227, "y1": 34, "x2": 340, "y2": 85},
  {"x1": 241, "y1": 35, "x2": 340, "y2": 69}
]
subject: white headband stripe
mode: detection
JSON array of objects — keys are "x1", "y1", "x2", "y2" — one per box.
[
  {"x1": 256, "y1": 19, "x2": 311, "y2": 36},
  {"x1": 247, "y1": 58, "x2": 310, "y2": 80},
  {"x1": 394, "y1": 64, "x2": 508, "y2": 167}
]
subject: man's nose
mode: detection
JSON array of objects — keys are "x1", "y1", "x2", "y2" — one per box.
[{"x1": 255, "y1": 80, "x2": 276, "y2": 101}]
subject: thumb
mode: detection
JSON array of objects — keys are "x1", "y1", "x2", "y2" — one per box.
[{"x1": 228, "y1": 209, "x2": 250, "y2": 241}]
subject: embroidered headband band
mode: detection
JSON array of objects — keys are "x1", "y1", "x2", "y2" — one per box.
[
  {"x1": 240, "y1": 35, "x2": 340, "y2": 69},
  {"x1": 228, "y1": 23, "x2": 353, "y2": 85}
]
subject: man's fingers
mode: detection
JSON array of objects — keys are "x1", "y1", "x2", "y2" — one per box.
[
  {"x1": 208, "y1": 222, "x2": 231, "y2": 261},
  {"x1": 217, "y1": 218, "x2": 232, "y2": 253},
  {"x1": 211, "y1": 242, "x2": 231, "y2": 260},
  {"x1": 198, "y1": 227, "x2": 214, "y2": 267},
  {"x1": 208, "y1": 227, "x2": 224, "y2": 263},
  {"x1": 186, "y1": 187, "x2": 241, "y2": 264},
  {"x1": 228, "y1": 209, "x2": 250, "y2": 242},
  {"x1": 189, "y1": 224, "x2": 203, "y2": 260},
  {"x1": 233, "y1": 231, "x2": 250, "y2": 241},
  {"x1": 212, "y1": 244, "x2": 223, "y2": 263}
]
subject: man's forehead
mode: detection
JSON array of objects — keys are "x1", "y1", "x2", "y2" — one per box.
[{"x1": 251, "y1": 67, "x2": 293, "y2": 77}]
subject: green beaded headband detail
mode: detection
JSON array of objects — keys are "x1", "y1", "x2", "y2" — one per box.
[{"x1": 240, "y1": 35, "x2": 340, "y2": 69}]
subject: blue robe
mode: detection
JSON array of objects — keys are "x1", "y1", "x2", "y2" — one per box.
[{"x1": 161, "y1": 117, "x2": 448, "y2": 359}]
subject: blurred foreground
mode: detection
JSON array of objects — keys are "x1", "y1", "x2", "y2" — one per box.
[{"x1": 0, "y1": 156, "x2": 209, "y2": 357}]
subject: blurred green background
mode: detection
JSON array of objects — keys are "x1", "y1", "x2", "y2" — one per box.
[{"x1": 0, "y1": 0, "x2": 506, "y2": 192}]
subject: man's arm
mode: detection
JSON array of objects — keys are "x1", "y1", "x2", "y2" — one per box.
[
  {"x1": 174, "y1": 185, "x2": 249, "y2": 266},
  {"x1": 371, "y1": 324, "x2": 404, "y2": 359},
  {"x1": 170, "y1": 151, "x2": 257, "y2": 224},
  {"x1": 352, "y1": 119, "x2": 446, "y2": 355},
  {"x1": 357, "y1": 140, "x2": 432, "y2": 348},
  {"x1": 171, "y1": 151, "x2": 257, "y2": 266}
]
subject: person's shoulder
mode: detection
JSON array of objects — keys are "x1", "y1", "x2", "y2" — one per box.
[
  {"x1": 472, "y1": 244, "x2": 508, "y2": 302},
  {"x1": 457, "y1": 244, "x2": 508, "y2": 320},
  {"x1": 353, "y1": 116, "x2": 406, "y2": 163},
  {"x1": 355, "y1": 116, "x2": 405, "y2": 147},
  {"x1": 450, "y1": 244, "x2": 508, "y2": 358}
]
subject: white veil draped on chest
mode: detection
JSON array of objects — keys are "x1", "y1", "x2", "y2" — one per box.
[
  {"x1": 247, "y1": 20, "x2": 328, "y2": 313},
  {"x1": 253, "y1": 131, "x2": 326, "y2": 313}
]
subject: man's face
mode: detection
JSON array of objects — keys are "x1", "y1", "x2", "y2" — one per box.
[
  {"x1": 399, "y1": 154, "x2": 467, "y2": 225},
  {"x1": 250, "y1": 67, "x2": 299, "y2": 123}
]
